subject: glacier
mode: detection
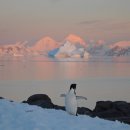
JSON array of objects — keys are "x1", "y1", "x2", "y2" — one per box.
[{"x1": 49, "y1": 41, "x2": 89, "y2": 58}]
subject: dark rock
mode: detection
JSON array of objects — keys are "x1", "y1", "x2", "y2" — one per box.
[
  {"x1": 94, "y1": 101, "x2": 130, "y2": 117},
  {"x1": 113, "y1": 101, "x2": 130, "y2": 116},
  {"x1": 94, "y1": 108, "x2": 124, "y2": 118},
  {"x1": 26, "y1": 94, "x2": 54, "y2": 109},
  {"x1": 0, "y1": 97, "x2": 4, "y2": 99},
  {"x1": 26, "y1": 94, "x2": 66, "y2": 110},
  {"x1": 27, "y1": 94, "x2": 52, "y2": 103},
  {"x1": 25, "y1": 94, "x2": 130, "y2": 125},
  {"x1": 93, "y1": 101, "x2": 113, "y2": 113},
  {"x1": 93, "y1": 101, "x2": 130, "y2": 125},
  {"x1": 22, "y1": 101, "x2": 27, "y2": 103},
  {"x1": 54, "y1": 105, "x2": 65, "y2": 110},
  {"x1": 78, "y1": 107, "x2": 93, "y2": 116}
]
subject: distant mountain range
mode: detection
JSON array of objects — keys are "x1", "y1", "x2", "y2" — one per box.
[
  {"x1": 0, "y1": 34, "x2": 130, "y2": 57},
  {"x1": 0, "y1": 41, "x2": 31, "y2": 56},
  {"x1": 105, "y1": 46, "x2": 130, "y2": 56}
]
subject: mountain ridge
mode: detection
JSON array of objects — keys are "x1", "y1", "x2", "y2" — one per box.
[{"x1": 0, "y1": 35, "x2": 130, "y2": 57}]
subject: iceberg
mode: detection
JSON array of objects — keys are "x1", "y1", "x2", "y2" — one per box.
[{"x1": 49, "y1": 41, "x2": 90, "y2": 58}]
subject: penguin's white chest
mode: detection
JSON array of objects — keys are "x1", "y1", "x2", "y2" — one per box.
[{"x1": 65, "y1": 91, "x2": 77, "y2": 115}]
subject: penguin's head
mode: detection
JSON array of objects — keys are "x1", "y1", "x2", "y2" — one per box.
[
  {"x1": 70, "y1": 84, "x2": 77, "y2": 95},
  {"x1": 70, "y1": 84, "x2": 76, "y2": 90}
]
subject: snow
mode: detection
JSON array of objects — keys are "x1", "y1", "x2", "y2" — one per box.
[
  {"x1": 0, "y1": 35, "x2": 130, "y2": 58},
  {"x1": 110, "y1": 41, "x2": 130, "y2": 48},
  {"x1": 0, "y1": 99, "x2": 130, "y2": 130},
  {"x1": 0, "y1": 41, "x2": 31, "y2": 56},
  {"x1": 32, "y1": 36, "x2": 59, "y2": 52},
  {"x1": 57, "y1": 41, "x2": 77, "y2": 57},
  {"x1": 65, "y1": 34, "x2": 87, "y2": 48},
  {"x1": 87, "y1": 44, "x2": 109, "y2": 56},
  {"x1": 49, "y1": 41, "x2": 90, "y2": 58}
]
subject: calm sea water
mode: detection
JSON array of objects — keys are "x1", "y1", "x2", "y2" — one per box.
[{"x1": 0, "y1": 56, "x2": 130, "y2": 109}]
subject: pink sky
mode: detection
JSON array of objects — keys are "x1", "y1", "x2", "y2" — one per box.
[{"x1": 0, "y1": 0, "x2": 130, "y2": 44}]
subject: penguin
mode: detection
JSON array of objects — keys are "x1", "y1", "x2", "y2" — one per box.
[
  {"x1": 65, "y1": 84, "x2": 78, "y2": 116},
  {"x1": 61, "y1": 84, "x2": 87, "y2": 116}
]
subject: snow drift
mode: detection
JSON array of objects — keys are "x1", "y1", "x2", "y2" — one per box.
[{"x1": 0, "y1": 99, "x2": 130, "y2": 130}]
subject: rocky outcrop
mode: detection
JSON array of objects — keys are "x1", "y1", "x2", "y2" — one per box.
[
  {"x1": 25, "y1": 94, "x2": 55, "y2": 109},
  {"x1": 24, "y1": 94, "x2": 92, "y2": 114},
  {"x1": 23, "y1": 95, "x2": 130, "y2": 124},
  {"x1": 24, "y1": 94, "x2": 130, "y2": 124},
  {"x1": 77, "y1": 107, "x2": 93, "y2": 116},
  {"x1": 0, "y1": 97, "x2": 4, "y2": 99},
  {"x1": 93, "y1": 101, "x2": 130, "y2": 124},
  {"x1": 24, "y1": 94, "x2": 65, "y2": 110}
]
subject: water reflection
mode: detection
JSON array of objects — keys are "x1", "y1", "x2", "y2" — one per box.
[
  {"x1": 0, "y1": 56, "x2": 130, "y2": 80},
  {"x1": 0, "y1": 56, "x2": 130, "y2": 108}
]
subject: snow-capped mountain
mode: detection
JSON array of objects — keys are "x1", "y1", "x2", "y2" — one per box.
[
  {"x1": 48, "y1": 41, "x2": 89, "y2": 58},
  {"x1": 0, "y1": 37, "x2": 59, "y2": 57},
  {"x1": 110, "y1": 41, "x2": 130, "y2": 48},
  {"x1": 0, "y1": 41, "x2": 32, "y2": 56},
  {"x1": 32, "y1": 36, "x2": 59, "y2": 52},
  {"x1": 87, "y1": 43, "x2": 109, "y2": 56},
  {"x1": 64, "y1": 34, "x2": 87, "y2": 48},
  {"x1": 105, "y1": 46, "x2": 130, "y2": 56},
  {"x1": 0, "y1": 35, "x2": 130, "y2": 58},
  {"x1": 105, "y1": 41, "x2": 130, "y2": 56}
]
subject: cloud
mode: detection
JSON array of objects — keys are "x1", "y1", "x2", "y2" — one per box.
[
  {"x1": 78, "y1": 20, "x2": 101, "y2": 25},
  {"x1": 78, "y1": 20, "x2": 130, "y2": 34}
]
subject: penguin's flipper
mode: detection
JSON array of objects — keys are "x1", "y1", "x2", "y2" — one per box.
[
  {"x1": 76, "y1": 96, "x2": 87, "y2": 100},
  {"x1": 60, "y1": 94, "x2": 66, "y2": 97}
]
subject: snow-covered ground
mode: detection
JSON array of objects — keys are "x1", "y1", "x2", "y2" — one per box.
[{"x1": 0, "y1": 99, "x2": 130, "y2": 130}]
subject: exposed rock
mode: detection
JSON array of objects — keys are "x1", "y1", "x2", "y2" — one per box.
[
  {"x1": 53, "y1": 105, "x2": 65, "y2": 110},
  {"x1": 94, "y1": 108, "x2": 124, "y2": 118},
  {"x1": 24, "y1": 95, "x2": 130, "y2": 125},
  {"x1": 22, "y1": 101, "x2": 27, "y2": 103},
  {"x1": 93, "y1": 101, "x2": 113, "y2": 113},
  {"x1": 26, "y1": 94, "x2": 54, "y2": 109},
  {"x1": 77, "y1": 107, "x2": 93, "y2": 116},
  {"x1": 93, "y1": 101, "x2": 130, "y2": 124},
  {"x1": 27, "y1": 94, "x2": 52, "y2": 103},
  {"x1": 93, "y1": 101, "x2": 130, "y2": 117},
  {"x1": 113, "y1": 101, "x2": 130, "y2": 116},
  {"x1": 0, "y1": 97, "x2": 4, "y2": 99}
]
